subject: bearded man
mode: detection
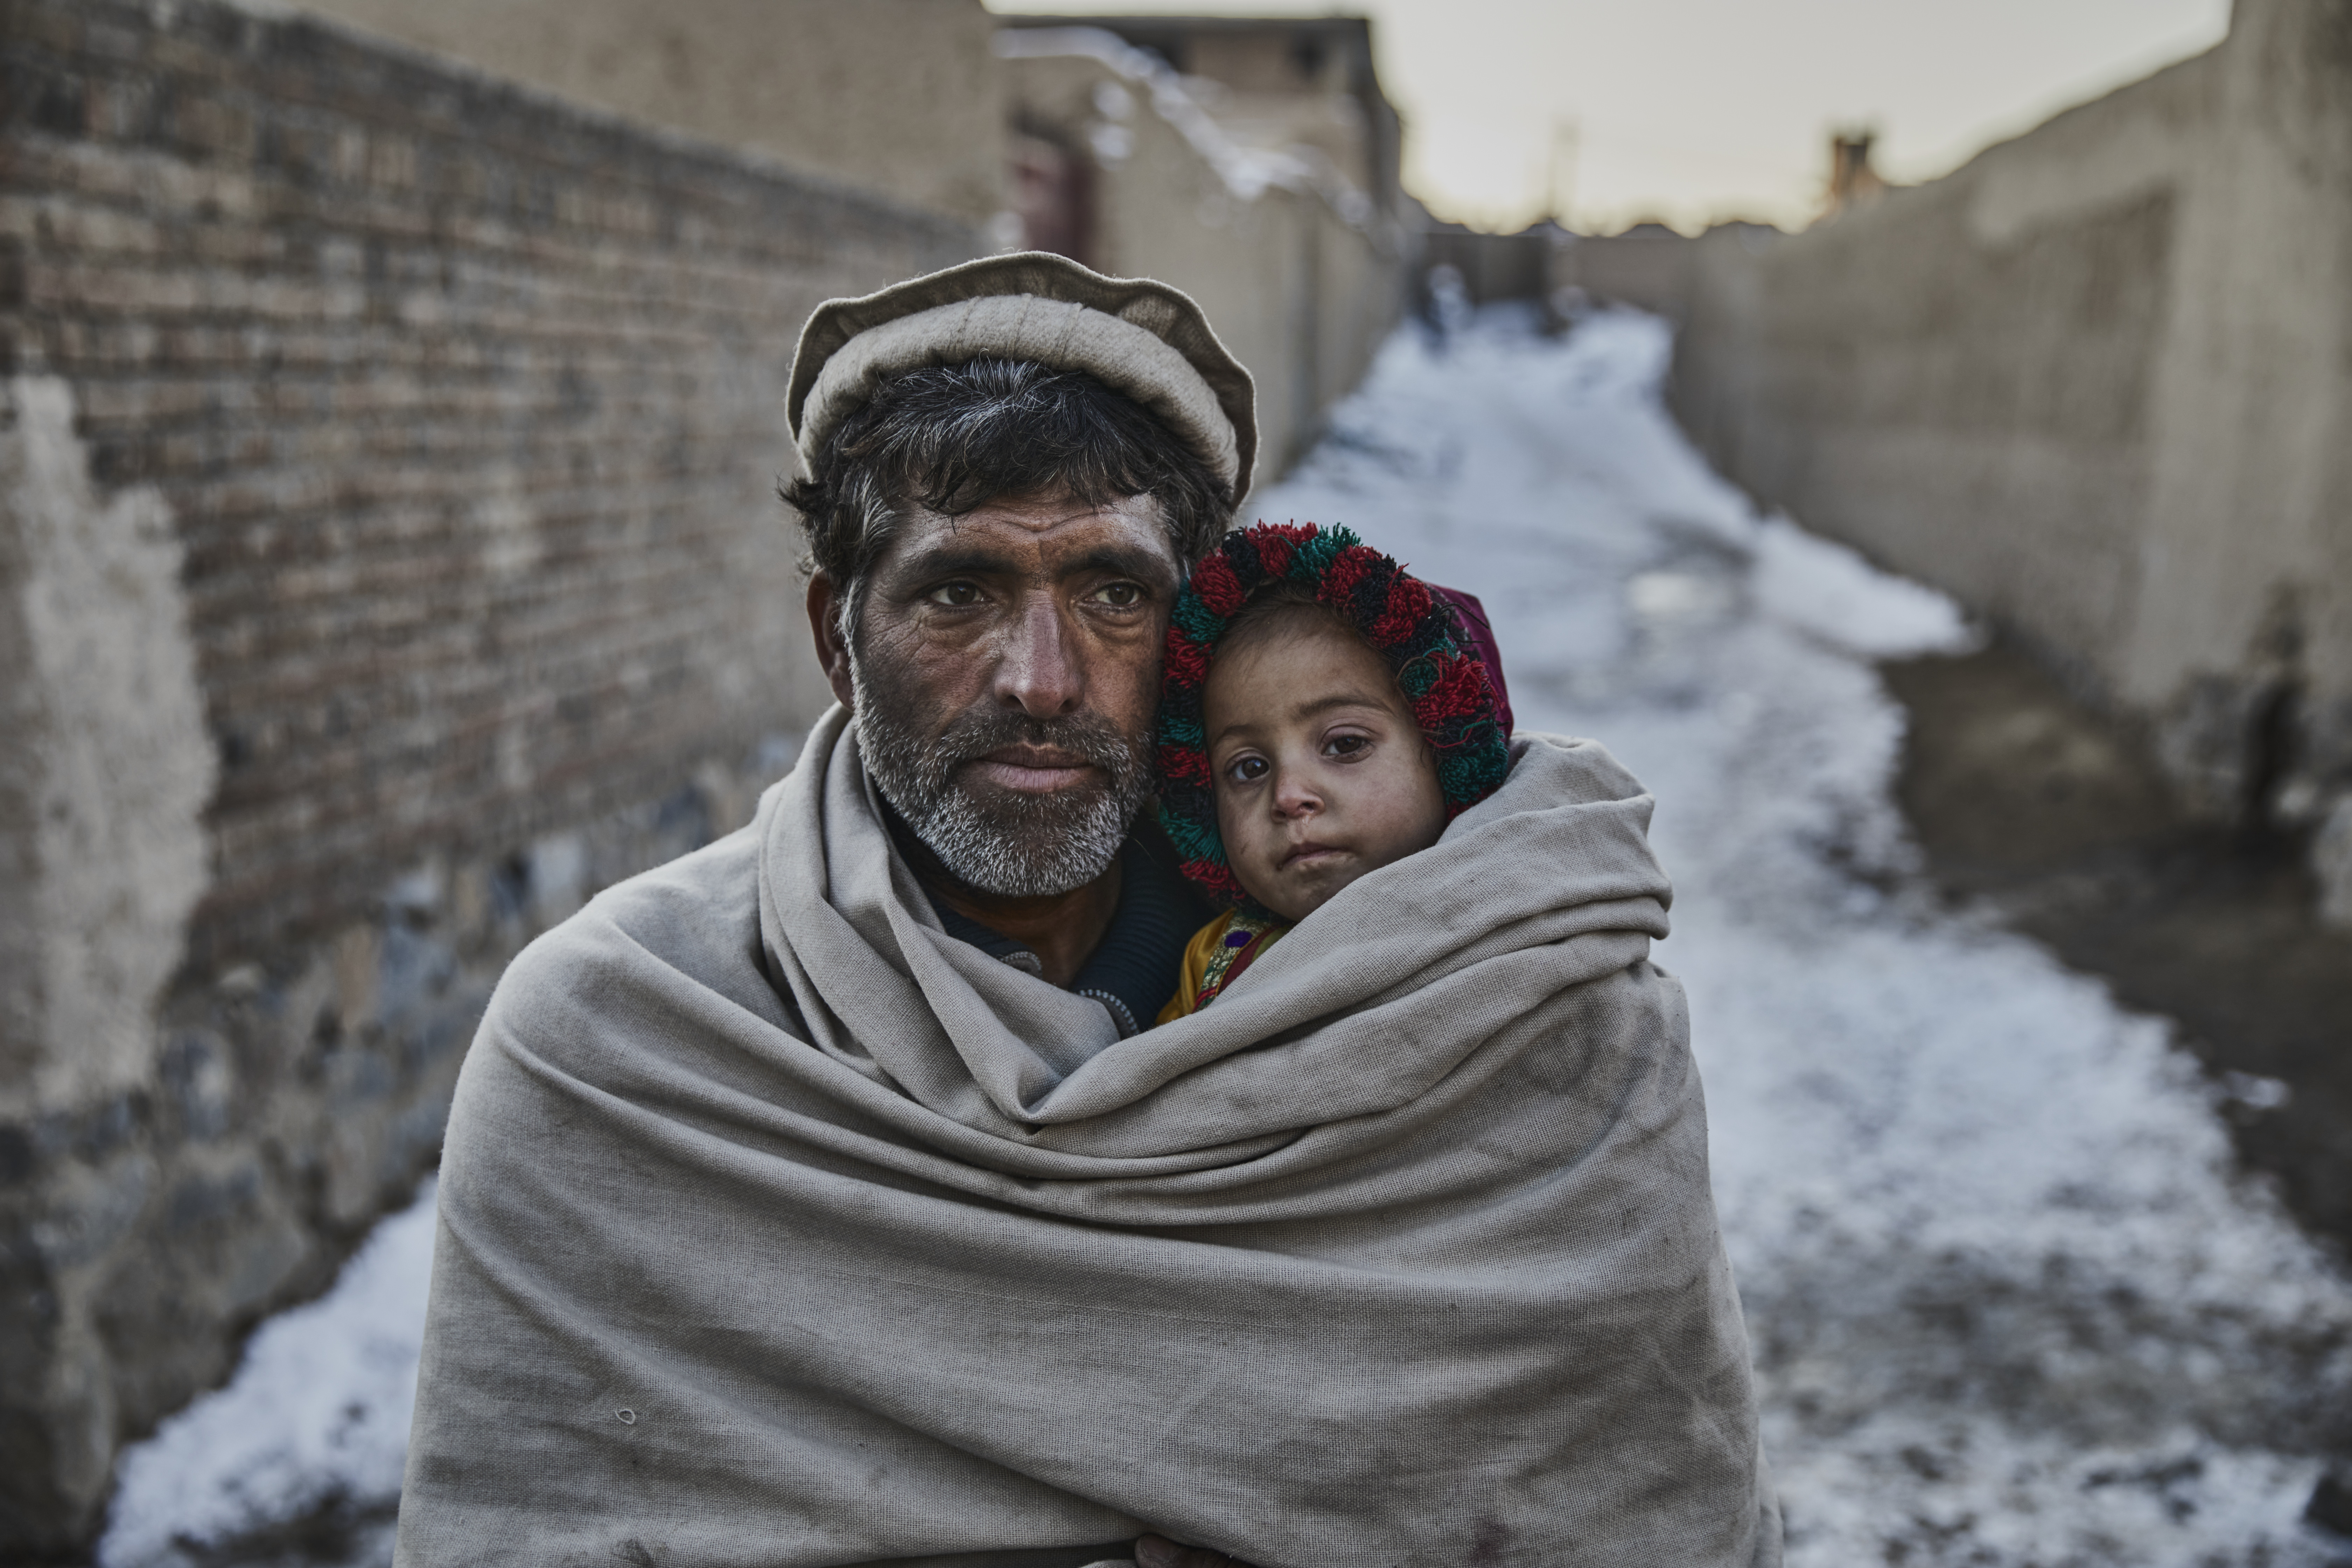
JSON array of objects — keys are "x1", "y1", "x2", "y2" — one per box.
[
  {"x1": 787, "y1": 309, "x2": 1236, "y2": 1030},
  {"x1": 394, "y1": 255, "x2": 1779, "y2": 1568}
]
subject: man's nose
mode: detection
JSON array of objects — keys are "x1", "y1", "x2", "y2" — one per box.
[{"x1": 991, "y1": 594, "x2": 1083, "y2": 718}]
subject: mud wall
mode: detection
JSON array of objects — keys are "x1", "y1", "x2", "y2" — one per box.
[
  {"x1": 1670, "y1": 0, "x2": 2352, "y2": 911},
  {"x1": 0, "y1": 0, "x2": 972, "y2": 1551}
]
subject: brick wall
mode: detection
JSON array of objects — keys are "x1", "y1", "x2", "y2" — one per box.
[{"x1": 0, "y1": 0, "x2": 974, "y2": 1550}]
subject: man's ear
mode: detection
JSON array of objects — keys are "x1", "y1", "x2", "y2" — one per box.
[{"x1": 806, "y1": 572, "x2": 856, "y2": 711}]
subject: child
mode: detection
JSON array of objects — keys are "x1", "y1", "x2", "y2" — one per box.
[{"x1": 1155, "y1": 522, "x2": 1514, "y2": 1022}]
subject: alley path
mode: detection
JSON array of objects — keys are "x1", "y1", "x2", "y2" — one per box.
[{"x1": 104, "y1": 314, "x2": 2352, "y2": 1567}]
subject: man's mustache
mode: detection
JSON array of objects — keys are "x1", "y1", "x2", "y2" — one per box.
[{"x1": 931, "y1": 710, "x2": 1142, "y2": 778}]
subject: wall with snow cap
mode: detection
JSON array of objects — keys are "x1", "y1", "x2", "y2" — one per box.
[
  {"x1": 997, "y1": 26, "x2": 1410, "y2": 478},
  {"x1": 0, "y1": 0, "x2": 967, "y2": 1551},
  {"x1": 1670, "y1": 0, "x2": 2352, "y2": 918}
]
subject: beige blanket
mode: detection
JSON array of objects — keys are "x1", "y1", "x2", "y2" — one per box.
[{"x1": 394, "y1": 709, "x2": 1778, "y2": 1568}]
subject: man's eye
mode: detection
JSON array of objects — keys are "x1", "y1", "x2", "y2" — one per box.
[
  {"x1": 926, "y1": 582, "x2": 983, "y2": 608},
  {"x1": 1092, "y1": 581, "x2": 1144, "y2": 609}
]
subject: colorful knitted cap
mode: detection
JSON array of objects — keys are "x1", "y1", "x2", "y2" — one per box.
[{"x1": 1155, "y1": 522, "x2": 1514, "y2": 906}]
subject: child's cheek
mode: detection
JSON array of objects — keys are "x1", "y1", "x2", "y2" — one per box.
[
  {"x1": 1212, "y1": 786, "x2": 1246, "y2": 859},
  {"x1": 1214, "y1": 787, "x2": 1267, "y2": 878}
]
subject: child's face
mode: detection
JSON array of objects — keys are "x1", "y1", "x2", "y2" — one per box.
[{"x1": 1201, "y1": 612, "x2": 1448, "y2": 923}]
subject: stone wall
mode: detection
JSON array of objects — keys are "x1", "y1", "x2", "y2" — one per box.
[
  {"x1": 0, "y1": 0, "x2": 972, "y2": 1552},
  {"x1": 1668, "y1": 0, "x2": 2352, "y2": 914}
]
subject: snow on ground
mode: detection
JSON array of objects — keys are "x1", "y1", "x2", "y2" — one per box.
[
  {"x1": 1273, "y1": 310, "x2": 2352, "y2": 1565},
  {"x1": 103, "y1": 311, "x2": 2352, "y2": 1566},
  {"x1": 101, "y1": 1182, "x2": 436, "y2": 1567}
]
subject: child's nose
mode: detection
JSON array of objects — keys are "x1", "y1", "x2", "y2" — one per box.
[{"x1": 1272, "y1": 770, "x2": 1323, "y2": 818}]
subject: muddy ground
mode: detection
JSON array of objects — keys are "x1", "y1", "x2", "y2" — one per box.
[{"x1": 1883, "y1": 642, "x2": 2352, "y2": 1261}]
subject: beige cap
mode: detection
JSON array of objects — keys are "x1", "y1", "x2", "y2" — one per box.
[{"x1": 786, "y1": 252, "x2": 1258, "y2": 504}]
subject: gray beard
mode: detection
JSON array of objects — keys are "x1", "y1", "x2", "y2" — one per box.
[{"x1": 848, "y1": 645, "x2": 1151, "y2": 898}]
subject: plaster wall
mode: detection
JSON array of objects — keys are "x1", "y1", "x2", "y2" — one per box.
[
  {"x1": 2127, "y1": 0, "x2": 2352, "y2": 810},
  {"x1": 1, "y1": 380, "x2": 215, "y2": 1125},
  {"x1": 283, "y1": 0, "x2": 1009, "y2": 225},
  {"x1": 1670, "y1": 0, "x2": 2352, "y2": 904}
]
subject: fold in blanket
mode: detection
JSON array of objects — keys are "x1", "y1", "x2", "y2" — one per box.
[{"x1": 394, "y1": 710, "x2": 1779, "y2": 1568}]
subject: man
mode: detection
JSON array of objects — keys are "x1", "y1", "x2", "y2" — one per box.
[
  {"x1": 782, "y1": 264, "x2": 1247, "y2": 1033},
  {"x1": 394, "y1": 255, "x2": 1777, "y2": 1568}
]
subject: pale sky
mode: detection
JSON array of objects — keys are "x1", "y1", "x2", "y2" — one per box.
[{"x1": 988, "y1": 0, "x2": 2234, "y2": 232}]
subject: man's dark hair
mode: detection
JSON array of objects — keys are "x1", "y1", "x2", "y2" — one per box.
[{"x1": 781, "y1": 358, "x2": 1234, "y2": 631}]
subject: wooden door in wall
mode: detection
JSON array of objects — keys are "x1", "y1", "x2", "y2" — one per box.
[{"x1": 1010, "y1": 131, "x2": 1096, "y2": 268}]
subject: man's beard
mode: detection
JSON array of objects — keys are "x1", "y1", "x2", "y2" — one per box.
[{"x1": 848, "y1": 644, "x2": 1153, "y2": 898}]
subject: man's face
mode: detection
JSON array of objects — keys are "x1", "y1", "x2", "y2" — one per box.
[{"x1": 825, "y1": 490, "x2": 1181, "y2": 897}]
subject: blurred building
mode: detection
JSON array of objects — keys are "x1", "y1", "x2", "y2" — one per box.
[
  {"x1": 995, "y1": 14, "x2": 1412, "y2": 471},
  {"x1": 1823, "y1": 129, "x2": 1889, "y2": 216},
  {"x1": 1421, "y1": 220, "x2": 1555, "y2": 311},
  {"x1": 1555, "y1": 219, "x2": 1703, "y2": 322},
  {"x1": 998, "y1": 13, "x2": 1403, "y2": 210}
]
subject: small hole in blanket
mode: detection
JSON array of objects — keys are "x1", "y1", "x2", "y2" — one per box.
[{"x1": 615, "y1": 1408, "x2": 636, "y2": 1425}]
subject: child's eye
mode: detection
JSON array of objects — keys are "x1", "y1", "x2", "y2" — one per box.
[
  {"x1": 1324, "y1": 734, "x2": 1372, "y2": 760},
  {"x1": 1225, "y1": 755, "x2": 1268, "y2": 784}
]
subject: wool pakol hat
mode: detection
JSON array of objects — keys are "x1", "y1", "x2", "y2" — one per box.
[
  {"x1": 1156, "y1": 522, "x2": 1514, "y2": 908},
  {"x1": 786, "y1": 252, "x2": 1259, "y2": 503}
]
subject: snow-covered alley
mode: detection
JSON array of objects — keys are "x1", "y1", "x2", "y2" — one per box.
[{"x1": 102, "y1": 313, "x2": 2352, "y2": 1567}]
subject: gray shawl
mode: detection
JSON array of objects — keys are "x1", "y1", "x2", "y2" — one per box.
[{"x1": 393, "y1": 710, "x2": 1778, "y2": 1568}]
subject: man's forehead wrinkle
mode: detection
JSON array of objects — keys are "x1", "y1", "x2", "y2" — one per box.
[
  {"x1": 1002, "y1": 498, "x2": 1105, "y2": 533},
  {"x1": 985, "y1": 500, "x2": 1154, "y2": 542},
  {"x1": 884, "y1": 540, "x2": 1164, "y2": 594},
  {"x1": 864, "y1": 487, "x2": 1180, "y2": 614}
]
